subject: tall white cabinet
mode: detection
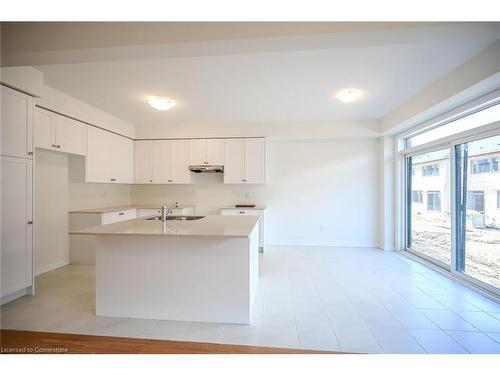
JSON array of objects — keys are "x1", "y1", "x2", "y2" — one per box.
[
  {"x1": 224, "y1": 138, "x2": 266, "y2": 184},
  {"x1": 1, "y1": 85, "x2": 34, "y2": 303}
]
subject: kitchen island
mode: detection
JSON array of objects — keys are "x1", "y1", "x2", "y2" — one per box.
[{"x1": 72, "y1": 215, "x2": 260, "y2": 324}]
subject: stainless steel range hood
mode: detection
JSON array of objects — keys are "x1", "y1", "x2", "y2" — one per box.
[{"x1": 188, "y1": 165, "x2": 224, "y2": 173}]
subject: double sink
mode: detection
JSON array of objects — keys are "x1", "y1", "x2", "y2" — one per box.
[{"x1": 146, "y1": 215, "x2": 205, "y2": 221}]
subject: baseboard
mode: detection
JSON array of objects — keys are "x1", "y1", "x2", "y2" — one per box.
[
  {"x1": 264, "y1": 243, "x2": 381, "y2": 249},
  {"x1": 35, "y1": 258, "x2": 70, "y2": 276},
  {"x1": 1, "y1": 287, "x2": 32, "y2": 305}
]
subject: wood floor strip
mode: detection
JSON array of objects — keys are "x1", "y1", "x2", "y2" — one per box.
[{"x1": 0, "y1": 330, "x2": 342, "y2": 354}]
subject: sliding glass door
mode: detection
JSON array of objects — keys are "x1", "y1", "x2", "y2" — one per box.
[
  {"x1": 402, "y1": 99, "x2": 500, "y2": 296},
  {"x1": 455, "y1": 134, "x2": 500, "y2": 290},
  {"x1": 407, "y1": 149, "x2": 451, "y2": 266}
]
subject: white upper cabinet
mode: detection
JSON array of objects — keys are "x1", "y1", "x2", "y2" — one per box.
[
  {"x1": 86, "y1": 126, "x2": 109, "y2": 183},
  {"x1": 85, "y1": 126, "x2": 133, "y2": 184},
  {"x1": 1, "y1": 85, "x2": 33, "y2": 159},
  {"x1": 153, "y1": 140, "x2": 173, "y2": 183},
  {"x1": 224, "y1": 138, "x2": 266, "y2": 184},
  {"x1": 207, "y1": 139, "x2": 225, "y2": 165},
  {"x1": 34, "y1": 107, "x2": 53, "y2": 150},
  {"x1": 223, "y1": 139, "x2": 244, "y2": 183},
  {"x1": 171, "y1": 140, "x2": 191, "y2": 184},
  {"x1": 189, "y1": 139, "x2": 206, "y2": 165},
  {"x1": 189, "y1": 138, "x2": 225, "y2": 165},
  {"x1": 110, "y1": 134, "x2": 134, "y2": 184},
  {"x1": 134, "y1": 140, "x2": 154, "y2": 183},
  {"x1": 53, "y1": 115, "x2": 86, "y2": 155},
  {"x1": 244, "y1": 138, "x2": 266, "y2": 184},
  {"x1": 34, "y1": 107, "x2": 86, "y2": 155},
  {"x1": 135, "y1": 140, "x2": 191, "y2": 184}
]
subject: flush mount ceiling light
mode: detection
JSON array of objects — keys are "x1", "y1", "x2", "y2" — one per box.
[
  {"x1": 335, "y1": 88, "x2": 364, "y2": 103},
  {"x1": 146, "y1": 96, "x2": 176, "y2": 111}
]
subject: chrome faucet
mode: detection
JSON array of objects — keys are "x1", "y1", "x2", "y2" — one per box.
[{"x1": 161, "y1": 202, "x2": 179, "y2": 222}]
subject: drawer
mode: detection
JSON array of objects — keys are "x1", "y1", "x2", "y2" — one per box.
[
  {"x1": 221, "y1": 209, "x2": 263, "y2": 217},
  {"x1": 102, "y1": 209, "x2": 136, "y2": 224}
]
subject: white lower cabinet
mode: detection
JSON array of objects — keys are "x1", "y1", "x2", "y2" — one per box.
[
  {"x1": 220, "y1": 207, "x2": 265, "y2": 250},
  {"x1": 1, "y1": 156, "x2": 33, "y2": 302}
]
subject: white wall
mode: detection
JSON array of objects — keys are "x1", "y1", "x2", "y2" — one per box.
[
  {"x1": 36, "y1": 85, "x2": 136, "y2": 138},
  {"x1": 132, "y1": 139, "x2": 380, "y2": 247},
  {"x1": 34, "y1": 150, "x2": 133, "y2": 275},
  {"x1": 136, "y1": 120, "x2": 380, "y2": 140},
  {"x1": 35, "y1": 151, "x2": 70, "y2": 275},
  {"x1": 381, "y1": 41, "x2": 500, "y2": 134}
]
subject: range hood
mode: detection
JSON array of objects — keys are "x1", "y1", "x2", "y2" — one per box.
[{"x1": 189, "y1": 165, "x2": 224, "y2": 173}]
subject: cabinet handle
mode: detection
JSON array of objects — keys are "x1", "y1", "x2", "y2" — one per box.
[
  {"x1": 118, "y1": 212, "x2": 124, "y2": 216},
  {"x1": 27, "y1": 151, "x2": 33, "y2": 156},
  {"x1": 149, "y1": 179, "x2": 153, "y2": 183},
  {"x1": 52, "y1": 144, "x2": 57, "y2": 148},
  {"x1": 27, "y1": 221, "x2": 33, "y2": 225},
  {"x1": 56, "y1": 145, "x2": 61, "y2": 148}
]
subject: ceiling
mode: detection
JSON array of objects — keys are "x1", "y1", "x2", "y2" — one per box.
[{"x1": 3, "y1": 22, "x2": 500, "y2": 127}]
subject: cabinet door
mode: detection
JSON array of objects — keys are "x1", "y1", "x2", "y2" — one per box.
[
  {"x1": 86, "y1": 126, "x2": 109, "y2": 183},
  {"x1": 1, "y1": 86, "x2": 33, "y2": 159},
  {"x1": 134, "y1": 140, "x2": 154, "y2": 183},
  {"x1": 206, "y1": 139, "x2": 225, "y2": 165},
  {"x1": 111, "y1": 136, "x2": 134, "y2": 183},
  {"x1": 189, "y1": 139, "x2": 206, "y2": 165},
  {"x1": 153, "y1": 140, "x2": 173, "y2": 183},
  {"x1": 54, "y1": 115, "x2": 86, "y2": 155},
  {"x1": 244, "y1": 138, "x2": 266, "y2": 184},
  {"x1": 223, "y1": 138, "x2": 244, "y2": 184},
  {"x1": 1, "y1": 156, "x2": 33, "y2": 297},
  {"x1": 171, "y1": 140, "x2": 191, "y2": 184},
  {"x1": 34, "y1": 107, "x2": 54, "y2": 150}
]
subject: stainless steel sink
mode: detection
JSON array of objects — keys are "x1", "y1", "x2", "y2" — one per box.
[{"x1": 145, "y1": 215, "x2": 205, "y2": 221}]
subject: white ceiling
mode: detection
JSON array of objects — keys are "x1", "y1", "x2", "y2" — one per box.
[{"x1": 29, "y1": 23, "x2": 500, "y2": 127}]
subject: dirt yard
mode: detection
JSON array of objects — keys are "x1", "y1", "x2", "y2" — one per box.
[{"x1": 411, "y1": 214, "x2": 500, "y2": 289}]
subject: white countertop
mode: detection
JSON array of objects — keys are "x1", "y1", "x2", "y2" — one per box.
[
  {"x1": 70, "y1": 215, "x2": 259, "y2": 237},
  {"x1": 69, "y1": 204, "x2": 195, "y2": 214}
]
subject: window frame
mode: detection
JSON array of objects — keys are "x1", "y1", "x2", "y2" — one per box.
[{"x1": 398, "y1": 97, "x2": 500, "y2": 297}]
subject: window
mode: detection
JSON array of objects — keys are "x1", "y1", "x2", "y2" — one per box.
[
  {"x1": 427, "y1": 191, "x2": 441, "y2": 211},
  {"x1": 456, "y1": 134, "x2": 500, "y2": 289},
  {"x1": 466, "y1": 191, "x2": 485, "y2": 213},
  {"x1": 470, "y1": 157, "x2": 499, "y2": 174},
  {"x1": 406, "y1": 103, "x2": 500, "y2": 148},
  {"x1": 403, "y1": 100, "x2": 500, "y2": 295},
  {"x1": 422, "y1": 164, "x2": 440, "y2": 176},
  {"x1": 412, "y1": 191, "x2": 423, "y2": 203},
  {"x1": 406, "y1": 149, "x2": 451, "y2": 265}
]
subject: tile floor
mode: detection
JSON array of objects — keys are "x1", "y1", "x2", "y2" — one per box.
[{"x1": 1, "y1": 246, "x2": 499, "y2": 354}]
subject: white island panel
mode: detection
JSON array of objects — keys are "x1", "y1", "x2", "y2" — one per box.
[{"x1": 95, "y1": 225, "x2": 259, "y2": 324}]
